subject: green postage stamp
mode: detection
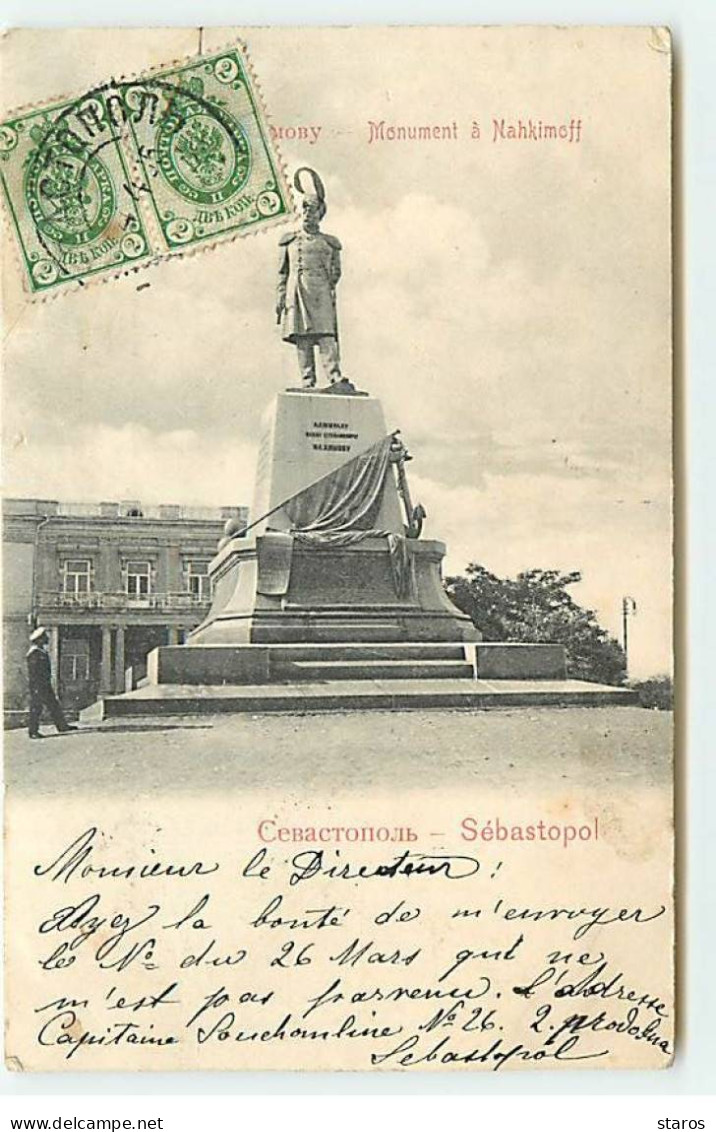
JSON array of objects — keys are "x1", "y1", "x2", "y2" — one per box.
[{"x1": 0, "y1": 45, "x2": 290, "y2": 294}]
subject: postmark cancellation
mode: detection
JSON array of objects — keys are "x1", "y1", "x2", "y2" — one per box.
[{"x1": 0, "y1": 44, "x2": 290, "y2": 294}]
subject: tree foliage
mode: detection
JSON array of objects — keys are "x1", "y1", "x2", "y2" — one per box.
[
  {"x1": 445, "y1": 564, "x2": 627, "y2": 686},
  {"x1": 631, "y1": 676, "x2": 673, "y2": 710}
]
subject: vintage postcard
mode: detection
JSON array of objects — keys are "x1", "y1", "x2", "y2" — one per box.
[{"x1": 1, "y1": 26, "x2": 673, "y2": 1072}]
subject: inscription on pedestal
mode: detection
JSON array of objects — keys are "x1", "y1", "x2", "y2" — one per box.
[{"x1": 304, "y1": 419, "x2": 359, "y2": 453}]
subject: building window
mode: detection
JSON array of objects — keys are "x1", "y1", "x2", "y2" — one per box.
[
  {"x1": 124, "y1": 560, "x2": 152, "y2": 598},
  {"x1": 185, "y1": 559, "x2": 212, "y2": 600},
  {"x1": 63, "y1": 559, "x2": 93, "y2": 595}
]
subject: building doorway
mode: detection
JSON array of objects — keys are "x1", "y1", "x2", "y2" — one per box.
[{"x1": 58, "y1": 627, "x2": 101, "y2": 711}]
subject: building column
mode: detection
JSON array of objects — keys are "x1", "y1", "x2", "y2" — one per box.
[
  {"x1": 168, "y1": 626, "x2": 180, "y2": 645},
  {"x1": 100, "y1": 625, "x2": 112, "y2": 693},
  {"x1": 114, "y1": 627, "x2": 125, "y2": 693},
  {"x1": 48, "y1": 625, "x2": 60, "y2": 681}
]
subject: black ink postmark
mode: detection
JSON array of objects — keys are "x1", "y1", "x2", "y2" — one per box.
[{"x1": 0, "y1": 46, "x2": 289, "y2": 294}]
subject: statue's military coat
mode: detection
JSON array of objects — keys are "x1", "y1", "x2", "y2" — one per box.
[{"x1": 277, "y1": 229, "x2": 342, "y2": 341}]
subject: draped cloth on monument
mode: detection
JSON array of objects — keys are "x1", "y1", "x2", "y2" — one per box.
[
  {"x1": 286, "y1": 435, "x2": 393, "y2": 541},
  {"x1": 256, "y1": 435, "x2": 413, "y2": 599}
]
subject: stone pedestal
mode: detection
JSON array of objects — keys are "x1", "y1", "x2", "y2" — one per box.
[
  {"x1": 189, "y1": 388, "x2": 477, "y2": 645},
  {"x1": 189, "y1": 534, "x2": 477, "y2": 645},
  {"x1": 250, "y1": 389, "x2": 404, "y2": 535}
]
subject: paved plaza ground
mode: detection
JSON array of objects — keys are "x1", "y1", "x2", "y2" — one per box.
[{"x1": 4, "y1": 705, "x2": 671, "y2": 799}]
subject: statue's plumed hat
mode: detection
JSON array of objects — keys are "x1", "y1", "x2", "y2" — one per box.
[{"x1": 294, "y1": 167, "x2": 327, "y2": 219}]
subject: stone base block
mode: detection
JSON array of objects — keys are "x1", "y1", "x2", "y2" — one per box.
[
  {"x1": 147, "y1": 644, "x2": 271, "y2": 686},
  {"x1": 474, "y1": 642, "x2": 566, "y2": 680}
]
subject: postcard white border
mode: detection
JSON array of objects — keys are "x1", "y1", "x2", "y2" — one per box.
[{"x1": 0, "y1": 0, "x2": 712, "y2": 1102}]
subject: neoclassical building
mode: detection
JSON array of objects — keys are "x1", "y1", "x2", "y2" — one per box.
[{"x1": 3, "y1": 497, "x2": 247, "y2": 720}]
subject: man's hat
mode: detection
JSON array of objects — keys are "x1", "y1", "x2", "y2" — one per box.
[{"x1": 30, "y1": 626, "x2": 48, "y2": 642}]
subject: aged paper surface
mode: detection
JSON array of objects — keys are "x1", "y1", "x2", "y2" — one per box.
[{"x1": 2, "y1": 27, "x2": 673, "y2": 1072}]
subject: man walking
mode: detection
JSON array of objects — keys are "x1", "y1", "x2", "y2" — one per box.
[{"x1": 26, "y1": 626, "x2": 76, "y2": 738}]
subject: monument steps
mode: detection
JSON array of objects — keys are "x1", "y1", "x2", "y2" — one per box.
[
  {"x1": 250, "y1": 621, "x2": 426, "y2": 645},
  {"x1": 279, "y1": 658, "x2": 474, "y2": 681},
  {"x1": 138, "y1": 640, "x2": 573, "y2": 690},
  {"x1": 80, "y1": 677, "x2": 637, "y2": 721},
  {"x1": 260, "y1": 642, "x2": 466, "y2": 662}
]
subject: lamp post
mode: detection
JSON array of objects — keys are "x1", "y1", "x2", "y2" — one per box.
[{"x1": 622, "y1": 596, "x2": 637, "y2": 674}]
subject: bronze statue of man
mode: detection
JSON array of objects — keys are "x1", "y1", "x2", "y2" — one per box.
[{"x1": 276, "y1": 168, "x2": 342, "y2": 388}]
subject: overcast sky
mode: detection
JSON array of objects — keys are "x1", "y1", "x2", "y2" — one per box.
[{"x1": 1, "y1": 27, "x2": 672, "y2": 677}]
